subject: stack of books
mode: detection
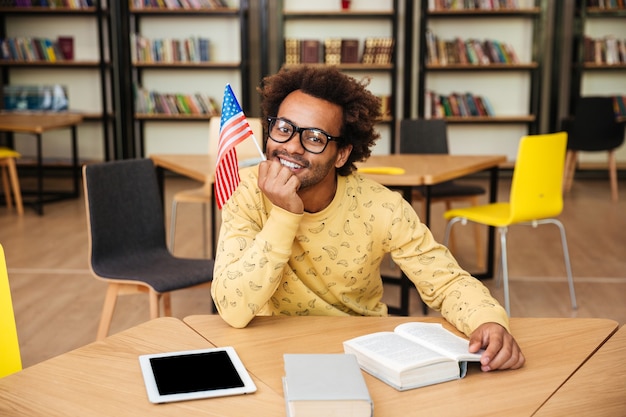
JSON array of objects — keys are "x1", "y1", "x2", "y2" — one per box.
[
  {"x1": 426, "y1": 30, "x2": 520, "y2": 66},
  {"x1": 428, "y1": 0, "x2": 520, "y2": 11},
  {"x1": 583, "y1": 35, "x2": 626, "y2": 65},
  {"x1": 130, "y1": 0, "x2": 228, "y2": 10},
  {"x1": 3, "y1": 84, "x2": 69, "y2": 112},
  {"x1": 283, "y1": 37, "x2": 393, "y2": 66},
  {"x1": 0, "y1": 37, "x2": 73, "y2": 62},
  {"x1": 9, "y1": 0, "x2": 94, "y2": 7},
  {"x1": 424, "y1": 90, "x2": 495, "y2": 118},
  {"x1": 131, "y1": 34, "x2": 211, "y2": 63},
  {"x1": 361, "y1": 37, "x2": 394, "y2": 65},
  {"x1": 134, "y1": 86, "x2": 219, "y2": 116}
]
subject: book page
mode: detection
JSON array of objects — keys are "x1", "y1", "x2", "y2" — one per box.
[
  {"x1": 343, "y1": 331, "x2": 454, "y2": 372},
  {"x1": 394, "y1": 323, "x2": 482, "y2": 362}
]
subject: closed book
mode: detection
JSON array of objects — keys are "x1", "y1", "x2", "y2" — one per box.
[
  {"x1": 340, "y1": 39, "x2": 359, "y2": 63},
  {"x1": 57, "y1": 36, "x2": 74, "y2": 60},
  {"x1": 283, "y1": 353, "x2": 373, "y2": 417},
  {"x1": 324, "y1": 38, "x2": 342, "y2": 65},
  {"x1": 284, "y1": 38, "x2": 301, "y2": 64},
  {"x1": 361, "y1": 37, "x2": 377, "y2": 64},
  {"x1": 300, "y1": 39, "x2": 320, "y2": 64}
]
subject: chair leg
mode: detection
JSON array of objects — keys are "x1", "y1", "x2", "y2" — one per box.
[
  {"x1": 149, "y1": 289, "x2": 161, "y2": 319},
  {"x1": 1, "y1": 164, "x2": 12, "y2": 210},
  {"x1": 499, "y1": 227, "x2": 511, "y2": 316},
  {"x1": 446, "y1": 218, "x2": 510, "y2": 314},
  {"x1": 469, "y1": 196, "x2": 485, "y2": 270},
  {"x1": 563, "y1": 150, "x2": 577, "y2": 193},
  {"x1": 443, "y1": 217, "x2": 465, "y2": 250},
  {"x1": 162, "y1": 292, "x2": 172, "y2": 316},
  {"x1": 97, "y1": 283, "x2": 120, "y2": 341},
  {"x1": 536, "y1": 219, "x2": 578, "y2": 310},
  {"x1": 444, "y1": 215, "x2": 483, "y2": 269},
  {"x1": 169, "y1": 200, "x2": 179, "y2": 253},
  {"x1": 608, "y1": 150, "x2": 618, "y2": 202},
  {"x1": 443, "y1": 201, "x2": 457, "y2": 254},
  {"x1": 6, "y1": 158, "x2": 23, "y2": 215}
]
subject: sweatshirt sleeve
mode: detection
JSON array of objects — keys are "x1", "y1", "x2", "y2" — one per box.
[
  {"x1": 388, "y1": 197, "x2": 509, "y2": 336},
  {"x1": 211, "y1": 172, "x2": 302, "y2": 328}
]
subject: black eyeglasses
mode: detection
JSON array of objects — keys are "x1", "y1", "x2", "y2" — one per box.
[{"x1": 267, "y1": 116, "x2": 341, "y2": 154}]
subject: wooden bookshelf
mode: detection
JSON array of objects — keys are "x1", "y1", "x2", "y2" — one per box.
[
  {"x1": 0, "y1": 1, "x2": 114, "y2": 161},
  {"x1": 129, "y1": 2, "x2": 250, "y2": 156},
  {"x1": 277, "y1": 0, "x2": 399, "y2": 153},
  {"x1": 417, "y1": 0, "x2": 545, "y2": 160}
]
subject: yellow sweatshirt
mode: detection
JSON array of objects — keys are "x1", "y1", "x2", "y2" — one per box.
[{"x1": 211, "y1": 166, "x2": 509, "y2": 336}]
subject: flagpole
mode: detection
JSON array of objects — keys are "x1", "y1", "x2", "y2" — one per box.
[{"x1": 250, "y1": 134, "x2": 266, "y2": 161}]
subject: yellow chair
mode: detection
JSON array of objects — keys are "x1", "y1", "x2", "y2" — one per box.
[
  {"x1": 168, "y1": 116, "x2": 264, "y2": 257},
  {"x1": 443, "y1": 132, "x2": 578, "y2": 316},
  {"x1": 0, "y1": 147, "x2": 24, "y2": 216},
  {"x1": 0, "y1": 244, "x2": 22, "y2": 378}
]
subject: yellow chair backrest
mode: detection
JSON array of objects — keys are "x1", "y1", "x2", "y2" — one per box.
[
  {"x1": 0, "y1": 244, "x2": 22, "y2": 378},
  {"x1": 509, "y1": 132, "x2": 567, "y2": 223},
  {"x1": 208, "y1": 116, "x2": 264, "y2": 161}
]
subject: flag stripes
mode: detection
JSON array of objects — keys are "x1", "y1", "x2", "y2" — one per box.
[{"x1": 214, "y1": 84, "x2": 254, "y2": 209}]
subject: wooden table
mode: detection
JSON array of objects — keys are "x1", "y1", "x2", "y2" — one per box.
[
  {"x1": 0, "y1": 113, "x2": 83, "y2": 214},
  {"x1": 534, "y1": 324, "x2": 626, "y2": 416},
  {"x1": 0, "y1": 317, "x2": 285, "y2": 417},
  {"x1": 0, "y1": 316, "x2": 617, "y2": 416},
  {"x1": 150, "y1": 153, "x2": 506, "y2": 316},
  {"x1": 184, "y1": 315, "x2": 619, "y2": 417}
]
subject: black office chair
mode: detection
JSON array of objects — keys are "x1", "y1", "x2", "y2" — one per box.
[
  {"x1": 400, "y1": 119, "x2": 486, "y2": 268},
  {"x1": 562, "y1": 96, "x2": 626, "y2": 201},
  {"x1": 83, "y1": 159, "x2": 214, "y2": 340}
]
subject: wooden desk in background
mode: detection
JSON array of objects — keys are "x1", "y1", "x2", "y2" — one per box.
[
  {"x1": 151, "y1": 153, "x2": 505, "y2": 316},
  {"x1": 0, "y1": 113, "x2": 83, "y2": 214},
  {"x1": 0, "y1": 317, "x2": 284, "y2": 417},
  {"x1": 534, "y1": 324, "x2": 626, "y2": 417},
  {"x1": 184, "y1": 315, "x2": 619, "y2": 417}
]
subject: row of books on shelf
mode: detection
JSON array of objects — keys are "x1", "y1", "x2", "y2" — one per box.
[
  {"x1": 3, "y1": 84, "x2": 69, "y2": 112},
  {"x1": 130, "y1": 0, "x2": 228, "y2": 9},
  {"x1": 131, "y1": 34, "x2": 210, "y2": 64},
  {"x1": 1, "y1": 37, "x2": 74, "y2": 62},
  {"x1": 424, "y1": 90, "x2": 495, "y2": 119},
  {"x1": 134, "y1": 86, "x2": 220, "y2": 116},
  {"x1": 3, "y1": 0, "x2": 93, "y2": 7},
  {"x1": 583, "y1": 36, "x2": 626, "y2": 65},
  {"x1": 426, "y1": 31, "x2": 520, "y2": 66},
  {"x1": 586, "y1": 0, "x2": 626, "y2": 9},
  {"x1": 285, "y1": 37, "x2": 393, "y2": 66},
  {"x1": 428, "y1": 0, "x2": 520, "y2": 11}
]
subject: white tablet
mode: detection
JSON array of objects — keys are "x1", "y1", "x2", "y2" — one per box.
[{"x1": 139, "y1": 346, "x2": 257, "y2": 404}]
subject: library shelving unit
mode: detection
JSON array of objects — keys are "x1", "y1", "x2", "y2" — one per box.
[
  {"x1": 565, "y1": 0, "x2": 626, "y2": 168},
  {"x1": 0, "y1": 1, "x2": 114, "y2": 162},
  {"x1": 276, "y1": 0, "x2": 399, "y2": 153},
  {"x1": 416, "y1": 1, "x2": 545, "y2": 161},
  {"x1": 568, "y1": 0, "x2": 626, "y2": 114},
  {"x1": 129, "y1": 0, "x2": 249, "y2": 157}
]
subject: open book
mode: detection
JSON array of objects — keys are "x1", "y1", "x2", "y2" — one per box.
[{"x1": 343, "y1": 322, "x2": 482, "y2": 391}]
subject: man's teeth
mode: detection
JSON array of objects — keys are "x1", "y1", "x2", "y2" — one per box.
[{"x1": 280, "y1": 159, "x2": 302, "y2": 169}]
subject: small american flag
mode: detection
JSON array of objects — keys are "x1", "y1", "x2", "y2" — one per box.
[{"x1": 214, "y1": 84, "x2": 255, "y2": 209}]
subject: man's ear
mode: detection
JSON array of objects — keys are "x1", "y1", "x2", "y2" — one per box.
[{"x1": 335, "y1": 144, "x2": 353, "y2": 168}]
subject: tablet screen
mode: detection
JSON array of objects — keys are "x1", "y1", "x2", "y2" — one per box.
[
  {"x1": 139, "y1": 347, "x2": 257, "y2": 403},
  {"x1": 150, "y1": 350, "x2": 244, "y2": 395}
]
